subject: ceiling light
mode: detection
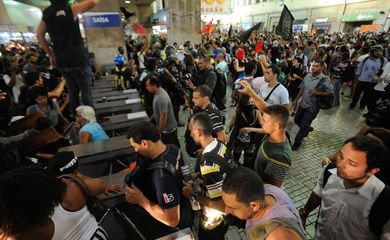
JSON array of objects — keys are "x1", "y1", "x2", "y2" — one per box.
[{"x1": 125, "y1": 0, "x2": 130, "y2": 4}]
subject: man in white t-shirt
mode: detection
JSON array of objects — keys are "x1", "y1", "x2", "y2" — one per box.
[{"x1": 258, "y1": 64, "x2": 289, "y2": 110}]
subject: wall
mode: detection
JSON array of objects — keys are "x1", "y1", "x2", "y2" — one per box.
[
  {"x1": 166, "y1": 0, "x2": 201, "y2": 44},
  {"x1": 83, "y1": 0, "x2": 125, "y2": 68}
]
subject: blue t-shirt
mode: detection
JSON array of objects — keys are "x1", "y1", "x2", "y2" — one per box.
[{"x1": 80, "y1": 122, "x2": 109, "y2": 142}]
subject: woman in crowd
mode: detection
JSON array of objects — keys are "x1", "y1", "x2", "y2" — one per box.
[
  {"x1": 26, "y1": 85, "x2": 69, "y2": 133},
  {"x1": 75, "y1": 105, "x2": 109, "y2": 143},
  {"x1": 46, "y1": 151, "x2": 121, "y2": 240},
  {"x1": 0, "y1": 166, "x2": 65, "y2": 240},
  {"x1": 287, "y1": 57, "x2": 305, "y2": 115},
  {"x1": 228, "y1": 93, "x2": 262, "y2": 168}
]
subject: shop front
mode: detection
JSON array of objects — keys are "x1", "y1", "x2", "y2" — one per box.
[
  {"x1": 293, "y1": 19, "x2": 308, "y2": 33},
  {"x1": 342, "y1": 12, "x2": 380, "y2": 32},
  {"x1": 311, "y1": 18, "x2": 334, "y2": 34}
]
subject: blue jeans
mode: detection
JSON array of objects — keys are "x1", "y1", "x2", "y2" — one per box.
[
  {"x1": 60, "y1": 66, "x2": 94, "y2": 115},
  {"x1": 294, "y1": 105, "x2": 319, "y2": 145},
  {"x1": 333, "y1": 78, "x2": 342, "y2": 106}
]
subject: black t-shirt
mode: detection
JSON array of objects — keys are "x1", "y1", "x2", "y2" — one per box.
[
  {"x1": 42, "y1": 3, "x2": 88, "y2": 68},
  {"x1": 135, "y1": 145, "x2": 183, "y2": 209},
  {"x1": 252, "y1": 59, "x2": 263, "y2": 78},
  {"x1": 133, "y1": 145, "x2": 192, "y2": 229}
]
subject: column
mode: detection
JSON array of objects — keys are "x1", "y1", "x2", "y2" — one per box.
[
  {"x1": 0, "y1": 1, "x2": 12, "y2": 25},
  {"x1": 165, "y1": 0, "x2": 201, "y2": 45},
  {"x1": 83, "y1": 1, "x2": 125, "y2": 68}
]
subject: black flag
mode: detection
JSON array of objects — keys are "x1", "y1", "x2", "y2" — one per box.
[
  {"x1": 228, "y1": 24, "x2": 232, "y2": 38},
  {"x1": 120, "y1": 7, "x2": 136, "y2": 19},
  {"x1": 237, "y1": 22, "x2": 262, "y2": 43},
  {"x1": 276, "y1": 5, "x2": 294, "y2": 40}
]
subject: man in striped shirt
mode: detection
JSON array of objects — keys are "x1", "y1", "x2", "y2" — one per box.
[
  {"x1": 192, "y1": 85, "x2": 227, "y2": 142},
  {"x1": 183, "y1": 112, "x2": 229, "y2": 240},
  {"x1": 184, "y1": 84, "x2": 227, "y2": 158},
  {"x1": 239, "y1": 82, "x2": 292, "y2": 188}
]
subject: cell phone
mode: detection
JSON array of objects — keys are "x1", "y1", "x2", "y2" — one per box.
[{"x1": 234, "y1": 82, "x2": 243, "y2": 90}]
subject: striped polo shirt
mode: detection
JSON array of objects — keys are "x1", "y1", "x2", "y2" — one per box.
[
  {"x1": 254, "y1": 136, "x2": 292, "y2": 182},
  {"x1": 200, "y1": 139, "x2": 228, "y2": 199}
]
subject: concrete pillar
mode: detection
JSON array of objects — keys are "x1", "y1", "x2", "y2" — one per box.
[
  {"x1": 165, "y1": 0, "x2": 201, "y2": 45},
  {"x1": 137, "y1": 4, "x2": 153, "y2": 28},
  {"x1": 83, "y1": 1, "x2": 125, "y2": 69},
  {"x1": 0, "y1": 0, "x2": 12, "y2": 26}
]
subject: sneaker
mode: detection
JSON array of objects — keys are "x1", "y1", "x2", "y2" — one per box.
[{"x1": 292, "y1": 142, "x2": 301, "y2": 151}]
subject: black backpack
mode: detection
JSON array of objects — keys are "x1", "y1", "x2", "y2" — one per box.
[
  {"x1": 340, "y1": 62, "x2": 355, "y2": 83},
  {"x1": 322, "y1": 162, "x2": 390, "y2": 237},
  {"x1": 315, "y1": 76, "x2": 334, "y2": 110},
  {"x1": 212, "y1": 68, "x2": 227, "y2": 99}
]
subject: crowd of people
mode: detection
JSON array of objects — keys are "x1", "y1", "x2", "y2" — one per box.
[{"x1": 1, "y1": 0, "x2": 390, "y2": 239}]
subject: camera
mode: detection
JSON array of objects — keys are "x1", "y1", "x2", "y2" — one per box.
[{"x1": 181, "y1": 73, "x2": 192, "y2": 85}]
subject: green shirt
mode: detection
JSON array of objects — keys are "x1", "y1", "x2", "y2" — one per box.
[{"x1": 254, "y1": 136, "x2": 292, "y2": 182}]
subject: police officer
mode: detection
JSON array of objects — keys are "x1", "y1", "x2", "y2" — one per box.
[{"x1": 125, "y1": 121, "x2": 193, "y2": 238}]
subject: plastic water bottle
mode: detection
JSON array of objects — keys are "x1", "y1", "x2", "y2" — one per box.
[{"x1": 181, "y1": 165, "x2": 201, "y2": 211}]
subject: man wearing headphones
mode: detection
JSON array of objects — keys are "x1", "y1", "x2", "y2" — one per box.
[{"x1": 350, "y1": 45, "x2": 388, "y2": 111}]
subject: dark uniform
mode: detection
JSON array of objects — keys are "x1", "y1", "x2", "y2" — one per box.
[{"x1": 125, "y1": 145, "x2": 193, "y2": 239}]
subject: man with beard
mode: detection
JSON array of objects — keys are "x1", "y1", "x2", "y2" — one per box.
[
  {"x1": 299, "y1": 136, "x2": 390, "y2": 240},
  {"x1": 258, "y1": 64, "x2": 289, "y2": 111},
  {"x1": 222, "y1": 167, "x2": 305, "y2": 240}
]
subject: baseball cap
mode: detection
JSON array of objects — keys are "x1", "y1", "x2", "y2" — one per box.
[{"x1": 46, "y1": 151, "x2": 79, "y2": 176}]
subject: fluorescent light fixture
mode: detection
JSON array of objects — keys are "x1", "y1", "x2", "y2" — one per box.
[{"x1": 125, "y1": 0, "x2": 130, "y2": 3}]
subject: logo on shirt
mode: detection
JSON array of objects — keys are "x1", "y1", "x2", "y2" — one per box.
[
  {"x1": 163, "y1": 193, "x2": 174, "y2": 203},
  {"x1": 56, "y1": 10, "x2": 66, "y2": 17}
]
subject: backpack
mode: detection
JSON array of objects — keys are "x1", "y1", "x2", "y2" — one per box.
[
  {"x1": 322, "y1": 162, "x2": 390, "y2": 237},
  {"x1": 340, "y1": 62, "x2": 355, "y2": 83},
  {"x1": 212, "y1": 68, "x2": 227, "y2": 99},
  {"x1": 315, "y1": 76, "x2": 334, "y2": 110}
]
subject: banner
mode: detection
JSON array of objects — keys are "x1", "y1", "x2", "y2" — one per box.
[
  {"x1": 276, "y1": 5, "x2": 294, "y2": 40},
  {"x1": 201, "y1": 0, "x2": 231, "y2": 15},
  {"x1": 82, "y1": 12, "x2": 121, "y2": 29}
]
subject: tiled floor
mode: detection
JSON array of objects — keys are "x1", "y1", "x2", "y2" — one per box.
[{"x1": 177, "y1": 87, "x2": 366, "y2": 240}]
